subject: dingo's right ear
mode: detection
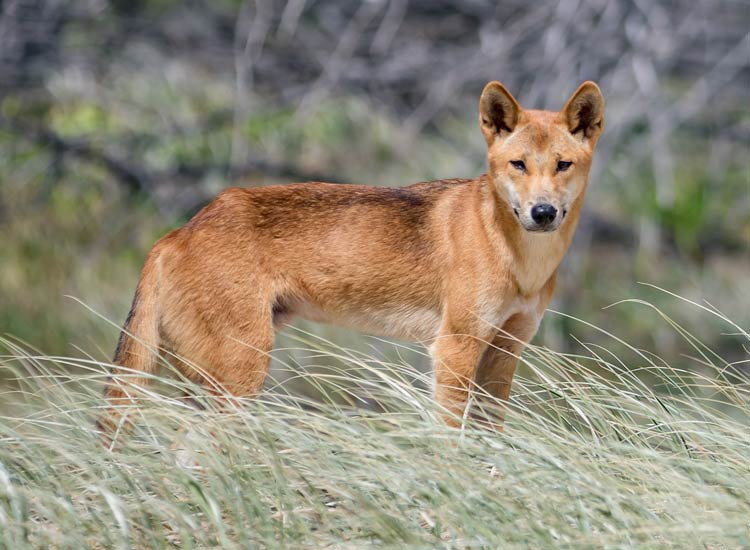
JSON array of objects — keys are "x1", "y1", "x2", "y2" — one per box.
[{"x1": 479, "y1": 81, "x2": 521, "y2": 145}]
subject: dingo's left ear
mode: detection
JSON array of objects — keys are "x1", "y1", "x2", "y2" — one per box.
[
  {"x1": 563, "y1": 81, "x2": 604, "y2": 140},
  {"x1": 479, "y1": 81, "x2": 521, "y2": 145}
]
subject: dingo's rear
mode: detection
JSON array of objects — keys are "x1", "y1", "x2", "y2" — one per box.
[{"x1": 101, "y1": 81, "x2": 604, "y2": 433}]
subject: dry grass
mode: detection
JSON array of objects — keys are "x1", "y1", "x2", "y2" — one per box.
[{"x1": 0, "y1": 296, "x2": 748, "y2": 548}]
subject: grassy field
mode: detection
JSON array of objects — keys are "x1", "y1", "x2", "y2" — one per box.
[
  {"x1": 1, "y1": 296, "x2": 748, "y2": 549},
  {"x1": 1, "y1": 3, "x2": 748, "y2": 547}
]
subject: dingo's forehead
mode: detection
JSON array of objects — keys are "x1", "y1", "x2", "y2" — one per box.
[
  {"x1": 500, "y1": 110, "x2": 584, "y2": 158},
  {"x1": 485, "y1": 110, "x2": 594, "y2": 174}
]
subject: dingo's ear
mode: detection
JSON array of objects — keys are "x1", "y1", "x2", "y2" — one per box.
[
  {"x1": 563, "y1": 81, "x2": 604, "y2": 140},
  {"x1": 479, "y1": 81, "x2": 521, "y2": 145}
]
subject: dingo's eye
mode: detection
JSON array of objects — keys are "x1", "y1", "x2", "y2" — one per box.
[
  {"x1": 556, "y1": 160, "x2": 573, "y2": 172},
  {"x1": 510, "y1": 160, "x2": 526, "y2": 172}
]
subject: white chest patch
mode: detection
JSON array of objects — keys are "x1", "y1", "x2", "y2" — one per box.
[{"x1": 513, "y1": 232, "x2": 565, "y2": 295}]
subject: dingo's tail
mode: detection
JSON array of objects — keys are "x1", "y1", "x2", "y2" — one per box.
[{"x1": 99, "y1": 249, "x2": 161, "y2": 437}]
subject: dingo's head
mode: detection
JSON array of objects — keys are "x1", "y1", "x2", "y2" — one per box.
[{"x1": 479, "y1": 81, "x2": 604, "y2": 233}]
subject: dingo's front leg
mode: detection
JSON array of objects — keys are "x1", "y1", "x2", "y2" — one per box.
[
  {"x1": 431, "y1": 327, "x2": 490, "y2": 427},
  {"x1": 473, "y1": 312, "x2": 541, "y2": 430}
]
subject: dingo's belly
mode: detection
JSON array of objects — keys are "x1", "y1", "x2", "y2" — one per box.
[{"x1": 281, "y1": 298, "x2": 442, "y2": 342}]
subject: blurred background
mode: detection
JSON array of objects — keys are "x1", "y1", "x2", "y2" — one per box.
[{"x1": 0, "y1": 0, "x2": 748, "y2": 382}]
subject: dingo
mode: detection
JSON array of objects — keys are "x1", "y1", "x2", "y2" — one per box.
[{"x1": 102, "y1": 81, "x2": 604, "y2": 431}]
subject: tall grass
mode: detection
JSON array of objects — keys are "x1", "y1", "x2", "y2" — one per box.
[{"x1": 0, "y1": 297, "x2": 748, "y2": 548}]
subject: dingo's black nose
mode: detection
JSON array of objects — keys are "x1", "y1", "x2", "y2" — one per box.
[{"x1": 531, "y1": 203, "x2": 557, "y2": 225}]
